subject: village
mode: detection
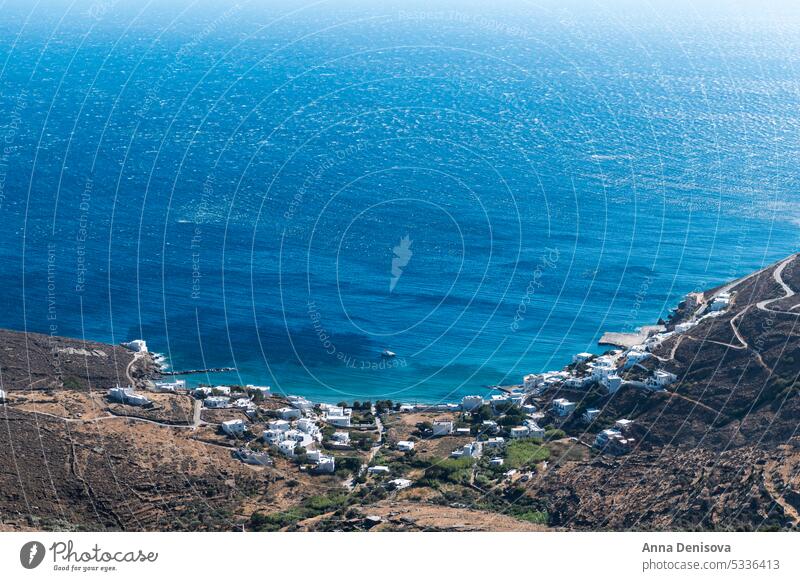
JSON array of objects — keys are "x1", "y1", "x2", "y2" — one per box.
[{"x1": 95, "y1": 287, "x2": 735, "y2": 498}]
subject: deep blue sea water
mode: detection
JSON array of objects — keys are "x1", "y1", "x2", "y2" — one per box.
[{"x1": 1, "y1": 0, "x2": 799, "y2": 403}]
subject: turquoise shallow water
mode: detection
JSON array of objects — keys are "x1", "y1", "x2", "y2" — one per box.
[{"x1": 1, "y1": 1, "x2": 799, "y2": 403}]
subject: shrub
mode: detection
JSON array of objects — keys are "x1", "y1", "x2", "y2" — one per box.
[{"x1": 504, "y1": 439, "x2": 550, "y2": 469}]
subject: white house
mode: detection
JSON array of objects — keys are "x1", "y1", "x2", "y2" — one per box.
[
  {"x1": 524, "y1": 420, "x2": 545, "y2": 439},
  {"x1": 431, "y1": 421, "x2": 454, "y2": 437},
  {"x1": 0, "y1": 389, "x2": 6, "y2": 402},
  {"x1": 484, "y1": 437, "x2": 505, "y2": 449},
  {"x1": 594, "y1": 429, "x2": 622, "y2": 448},
  {"x1": 262, "y1": 429, "x2": 286, "y2": 444},
  {"x1": 615, "y1": 418, "x2": 634, "y2": 432},
  {"x1": 523, "y1": 373, "x2": 546, "y2": 394},
  {"x1": 211, "y1": 385, "x2": 231, "y2": 396},
  {"x1": 106, "y1": 386, "x2": 129, "y2": 403},
  {"x1": 489, "y1": 394, "x2": 510, "y2": 410},
  {"x1": 461, "y1": 395, "x2": 484, "y2": 411},
  {"x1": 646, "y1": 370, "x2": 677, "y2": 390},
  {"x1": 388, "y1": 478, "x2": 413, "y2": 490},
  {"x1": 283, "y1": 429, "x2": 314, "y2": 449},
  {"x1": 233, "y1": 397, "x2": 254, "y2": 409},
  {"x1": 552, "y1": 398, "x2": 576, "y2": 417},
  {"x1": 330, "y1": 431, "x2": 350, "y2": 445},
  {"x1": 277, "y1": 407, "x2": 301, "y2": 420},
  {"x1": 287, "y1": 395, "x2": 314, "y2": 410},
  {"x1": 489, "y1": 457, "x2": 505, "y2": 467},
  {"x1": 296, "y1": 418, "x2": 320, "y2": 435},
  {"x1": 203, "y1": 396, "x2": 230, "y2": 408},
  {"x1": 314, "y1": 454, "x2": 335, "y2": 473},
  {"x1": 153, "y1": 379, "x2": 185, "y2": 392},
  {"x1": 107, "y1": 386, "x2": 151, "y2": 407},
  {"x1": 268, "y1": 419, "x2": 291, "y2": 432},
  {"x1": 590, "y1": 356, "x2": 616, "y2": 381},
  {"x1": 573, "y1": 352, "x2": 594, "y2": 364},
  {"x1": 247, "y1": 385, "x2": 271, "y2": 399},
  {"x1": 623, "y1": 350, "x2": 650, "y2": 369},
  {"x1": 234, "y1": 448, "x2": 272, "y2": 466},
  {"x1": 398, "y1": 404, "x2": 415, "y2": 413},
  {"x1": 595, "y1": 429, "x2": 634, "y2": 455},
  {"x1": 324, "y1": 406, "x2": 352, "y2": 427},
  {"x1": 510, "y1": 394, "x2": 526, "y2": 406},
  {"x1": 710, "y1": 292, "x2": 731, "y2": 312},
  {"x1": 277, "y1": 440, "x2": 299, "y2": 457},
  {"x1": 583, "y1": 408, "x2": 601, "y2": 423},
  {"x1": 564, "y1": 376, "x2": 591, "y2": 389},
  {"x1": 122, "y1": 339, "x2": 148, "y2": 352},
  {"x1": 396, "y1": 440, "x2": 415, "y2": 452},
  {"x1": 368, "y1": 466, "x2": 390, "y2": 475},
  {"x1": 509, "y1": 426, "x2": 530, "y2": 439},
  {"x1": 221, "y1": 419, "x2": 247, "y2": 437},
  {"x1": 481, "y1": 420, "x2": 499, "y2": 433},
  {"x1": 603, "y1": 374, "x2": 623, "y2": 394},
  {"x1": 451, "y1": 441, "x2": 483, "y2": 459}
]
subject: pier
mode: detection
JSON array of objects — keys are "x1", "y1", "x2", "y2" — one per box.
[
  {"x1": 160, "y1": 367, "x2": 236, "y2": 376},
  {"x1": 598, "y1": 325, "x2": 665, "y2": 349}
]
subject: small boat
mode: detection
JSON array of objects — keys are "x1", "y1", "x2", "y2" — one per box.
[{"x1": 380, "y1": 349, "x2": 396, "y2": 358}]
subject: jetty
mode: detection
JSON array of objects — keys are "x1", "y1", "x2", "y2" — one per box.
[
  {"x1": 598, "y1": 325, "x2": 665, "y2": 349},
  {"x1": 160, "y1": 367, "x2": 236, "y2": 376}
]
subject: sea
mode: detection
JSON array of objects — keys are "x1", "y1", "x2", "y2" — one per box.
[{"x1": 1, "y1": 0, "x2": 799, "y2": 403}]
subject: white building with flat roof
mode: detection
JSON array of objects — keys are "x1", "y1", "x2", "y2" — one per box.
[
  {"x1": 615, "y1": 418, "x2": 634, "y2": 432},
  {"x1": 221, "y1": 419, "x2": 247, "y2": 437},
  {"x1": 262, "y1": 429, "x2": 286, "y2": 444},
  {"x1": 314, "y1": 454, "x2": 335, "y2": 473},
  {"x1": 153, "y1": 379, "x2": 186, "y2": 392},
  {"x1": 388, "y1": 478, "x2": 413, "y2": 490},
  {"x1": 524, "y1": 420, "x2": 545, "y2": 439},
  {"x1": 107, "y1": 386, "x2": 151, "y2": 407},
  {"x1": 203, "y1": 396, "x2": 230, "y2": 408},
  {"x1": 573, "y1": 352, "x2": 593, "y2": 364},
  {"x1": 583, "y1": 408, "x2": 601, "y2": 423},
  {"x1": 432, "y1": 421, "x2": 454, "y2": 437},
  {"x1": 450, "y1": 441, "x2": 483, "y2": 459},
  {"x1": 331, "y1": 431, "x2": 350, "y2": 444},
  {"x1": 461, "y1": 395, "x2": 484, "y2": 411},
  {"x1": 268, "y1": 419, "x2": 290, "y2": 432},
  {"x1": 287, "y1": 395, "x2": 314, "y2": 410},
  {"x1": 396, "y1": 440, "x2": 415, "y2": 452},
  {"x1": 623, "y1": 350, "x2": 650, "y2": 369},
  {"x1": 509, "y1": 426, "x2": 530, "y2": 439},
  {"x1": 603, "y1": 374, "x2": 623, "y2": 394},
  {"x1": 646, "y1": 370, "x2": 677, "y2": 390},
  {"x1": 552, "y1": 398, "x2": 576, "y2": 417},
  {"x1": 484, "y1": 437, "x2": 505, "y2": 448},
  {"x1": 277, "y1": 407, "x2": 301, "y2": 420},
  {"x1": 122, "y1": 339, "x2": 148, "y2": 352},
  {"x1": 296, "y1": 418, "x2": 320, "y2": 435}
]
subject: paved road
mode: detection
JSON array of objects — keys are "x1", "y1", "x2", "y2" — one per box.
[
  {"x1": 757, "y1": 256, "x2": 799, "y2": 315},
  {"x1": 124, "y1": 351, "x2": 144, "y2": 387}
]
